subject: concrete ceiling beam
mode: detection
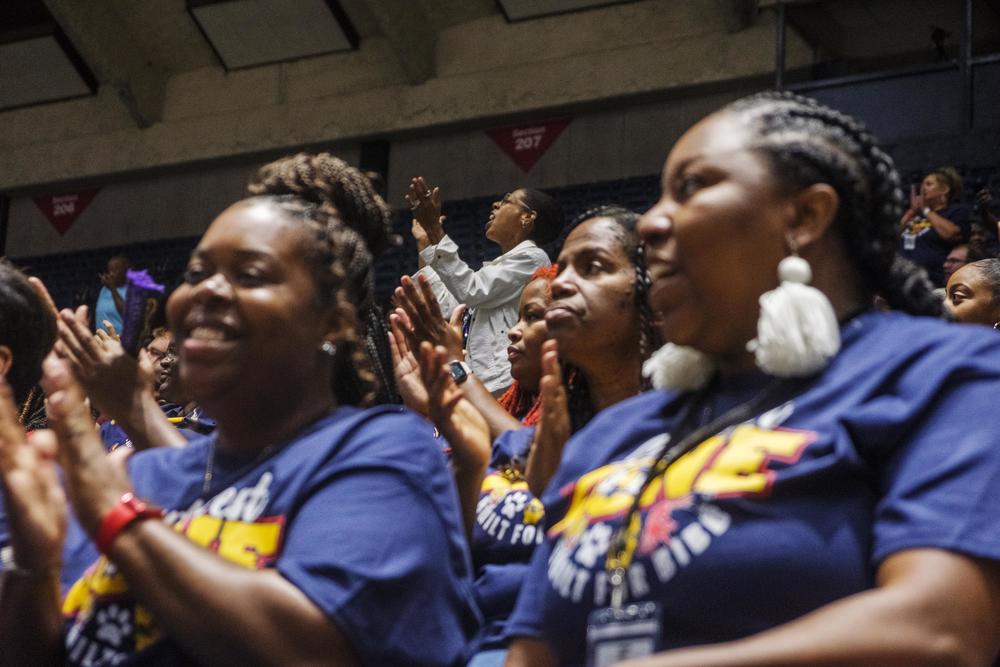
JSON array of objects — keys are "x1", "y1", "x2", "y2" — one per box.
[
  {"x1": 785, "y1": 4, "x2": 845, "y2": 58},
  {"x1": 0, "y1": 21, "x2": 789, "y2": 192},
  {"x1": 716, "y1": 0, "x2": 757, "y2": 33},
  {"x1": 42, "y1": 0, "x2": 166, "y2": 128},
  {"x1": 364, "y1": 0, "x2": 435, "y2": 84}
]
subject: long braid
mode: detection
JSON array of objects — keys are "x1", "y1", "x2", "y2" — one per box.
[
  {"x1": 248, "y1": 153, "x2": 399, "y2": 403},
  {"x1": 727, "y1": 92, "x2": 944, "y2": 318},
  {"x1": 633, "y1": 240, "x2": 663, "y2": 371},
  {"x1": 255, "y1": 195, "x2": 379, "y2": 407}
]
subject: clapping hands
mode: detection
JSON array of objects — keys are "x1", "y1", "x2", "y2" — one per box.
[{"x1": 405, "y1": 177, "x2": 445, "y2": 245}]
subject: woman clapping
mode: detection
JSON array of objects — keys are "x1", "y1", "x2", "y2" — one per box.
[{"x1": 0, "y1": 192, "x2": 479, "y2": 666}]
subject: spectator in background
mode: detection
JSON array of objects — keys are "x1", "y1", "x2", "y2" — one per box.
[
  {"x1": 969, "y1": 220, "x2": 998, "y2": 259},
  {"x1": 143, "y1": 326, "x2": 172, "y2": 372},
  {"x1": 408, "y1": 177, "x2": 564, "y2": 395},
  {"x1": 899, "y1": 166, "x2": 970, "y2": 286},
  {"x1": 945, "y1": 258, "x2": 1000, "y2": 328},
  {"x1": 95, "y1": 254, "x2": 128, "y2": 334},
  {"x1": 969, "y1": 187, "x2": 1000, "y2": 257},
  {"x1": 364, "y1": 170, "x2": 388, "y2": 199},
  {"x1": 942, "y1": 243, "x2": 972, "y2": 283}
]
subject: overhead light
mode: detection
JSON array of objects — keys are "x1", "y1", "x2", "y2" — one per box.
[
  {"x1": 187, "y1": 0, "x2": 358, "y2": 71},
  {"x1": 496, "y1": 0, "x2": 639, "y2": 22},
  {"x1": 0, "y1": 1, "x2": 97, "y2": 111}
]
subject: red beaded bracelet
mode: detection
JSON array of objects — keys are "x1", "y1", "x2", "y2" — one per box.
[{"x1": 95, "y1": 492, "x2": 165, "y2": 555}]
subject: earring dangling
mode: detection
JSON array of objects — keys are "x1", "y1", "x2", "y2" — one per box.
[
  {"x1": 747, "y1": 243, "x2": 840, "y2": 377},
  {"x1": 320, "y1": 340, "x2": 337, "y2": 357}
]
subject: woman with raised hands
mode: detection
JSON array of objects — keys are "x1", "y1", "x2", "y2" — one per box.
[
  {"x1": 505, "y1": 92, "x2": 1000, "y2": 667},
  {"x1": 899, "y1": 165, "x2": 971, "y2": 286},
  {"x1": 391, "y1": 265, "x2": 558, "y2": 440},
  {"x1": 408, "y1": 176, "x2": 564, "y2": 395},
  {"x1": 0, "y1": 194, "x2": 479, "y2": 666}
]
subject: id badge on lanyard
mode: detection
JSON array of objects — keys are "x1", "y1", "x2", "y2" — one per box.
[
  {"x1": 902, "y1": 230, "x2": 916, "y2": 250},
  {"x1": 586, "y1": 601, "x2": 662, "y2": 667}
]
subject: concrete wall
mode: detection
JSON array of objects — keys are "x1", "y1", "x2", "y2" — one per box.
[
  {"x1": 385, "y1": 87, "x2": 752, "y2": 205},
  {"x1": 0, "y1": 1, "x2": 810, "y2": 193},
  {"x1": 4, "y1": 84, "x2": 763, "y2": 259},
  {"x1": 0, "y1": 0, "x2": 821, "y2": 257}
]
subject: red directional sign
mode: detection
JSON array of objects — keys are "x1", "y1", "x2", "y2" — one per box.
[
  {"x1": 33, "y1": 189, "x2": 99, "y2": 235},
  {"x1": 487, "y1": 118, "x2": 571, "y2": 172}
]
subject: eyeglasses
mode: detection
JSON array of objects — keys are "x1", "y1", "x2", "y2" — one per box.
[
  {"x1": 147, "y1": 342, "x2": 178, "y2": 364},
  {"x1": 495, "y1": 193, "x2": 536, "y2": 216}
]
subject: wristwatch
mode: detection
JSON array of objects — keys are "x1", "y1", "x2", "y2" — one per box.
[
  {"x1": 448, "y1": 360, "x2": 472, "y2": 384},
  {"x1": 96, "y1": 492, "x2": 165, "y2": 554}
]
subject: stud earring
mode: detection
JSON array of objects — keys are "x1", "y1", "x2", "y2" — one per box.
[{"x1": 320, "y1": 341, "x2": 337, "y2": 357}]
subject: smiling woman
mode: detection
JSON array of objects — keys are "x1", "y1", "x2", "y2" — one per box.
[
  {"x1": 0, "y1": 194, "x2": 480, "y2": 666},
  {"x1": 247, "y1": 152, "x2": 398, "y2": 405}
]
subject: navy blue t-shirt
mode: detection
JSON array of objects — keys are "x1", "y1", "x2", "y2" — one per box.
[
  {"x1": 472, "y1": 427, "x2": 544, "y2": 650},
  {"x1": 507, "y1": 311, "x2": 1000, "y2": 665},
  {"x1": 900, "y1": 203, "x2": 971, "y2": 285},
  {"x1": 61, "y1": 405, "x2": 481, "y2": 666}
]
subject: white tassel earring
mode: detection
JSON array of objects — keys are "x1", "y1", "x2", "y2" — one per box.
[
  {"x1": 642, "y1": 343, "x2": 716, "y2": 392},
  {"x1": 747, "y1": 244, "x2": 840, "y2": 377}
]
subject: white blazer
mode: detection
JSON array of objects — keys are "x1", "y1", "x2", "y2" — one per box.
[{"x1": 415, "y1": 235, "x2": 549, "y2": 393}]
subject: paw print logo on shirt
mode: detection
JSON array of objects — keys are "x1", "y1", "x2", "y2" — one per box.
[
  {"x1": 523, "y1": 498, "x2": 544, "y2": 525},
  {"x1": 574, "y1": 523, "x2": 613, "y2": 568},
  {"x1": 500, "y1": 491, "x2": 528, "y2": 519},
  {"x1": 95, "y1": 603, "x2": 133, "y2": 648}
]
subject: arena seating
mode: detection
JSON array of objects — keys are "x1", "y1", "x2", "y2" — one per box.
[{"x1": 12, "y1": 168, "x2": 997, "y2": 311}]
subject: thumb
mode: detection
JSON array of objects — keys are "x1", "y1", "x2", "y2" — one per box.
[
  {"x1": 449, "y1": 304, "x2": 467, "y2": 328},
  {"x1": 138, "y1": 348, "x2": 154, "y2": 375},
  {"x1": 28, "y1": 429, "x2": 59, "y2": 460}
]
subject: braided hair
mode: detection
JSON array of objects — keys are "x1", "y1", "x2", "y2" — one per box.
[
  {"x1": 251, "y1": 195, "x2": 379, "y2": 407},
  {"x1": 559, "y1": 205, "x2": 663, "y2": 433},
  {"x1": 248, "y1": 153, "x2": 399, "y2": 403},
  {"x1": 726, "y1": 92, "x2": 944, "y2": 317}
]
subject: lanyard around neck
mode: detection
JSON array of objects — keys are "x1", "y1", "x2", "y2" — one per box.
[{"x1": 603, "y1": 377, "x2": 800, "y2": 610}]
